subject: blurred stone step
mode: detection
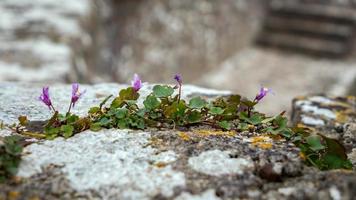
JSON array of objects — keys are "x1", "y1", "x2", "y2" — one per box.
[
  {"x1": 256, "y1": 2, "x2": 356, "y2": 57},
  {"x1": 270, "y1": 3, "x2": 356, "y2": 24},
  {"x1": 264, "y1": 16, "x2": 354, "y2": 39},
  {"x1": 256, "y1": 31, "x2": 349, "y2": 57}
]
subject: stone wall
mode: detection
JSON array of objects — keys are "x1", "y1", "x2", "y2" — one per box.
[
  {"x1": 0, "y1": 0, "x2": 92, "y2": 83},
  {"x1": 87, "y1": 0, "x2": 266, "y2": 83}
]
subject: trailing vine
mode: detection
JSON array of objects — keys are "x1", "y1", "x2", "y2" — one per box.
[{"x1": 8, "y1": 73, "x2": 353, "y2": 179}]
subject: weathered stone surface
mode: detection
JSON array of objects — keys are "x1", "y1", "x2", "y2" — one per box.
[
  {"x1": 292, "y1": 95, "x2": 356, "y2": 166},
  {"x1": 0, "y1": 83, "x2": 355, "y2": 200}
]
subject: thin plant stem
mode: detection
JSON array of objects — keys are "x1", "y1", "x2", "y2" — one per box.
[
  {"x1": 50, "y1": 104, "x2": 57, "y2": 112},
  {"x1": 178, "y1": 84, "x2": 182, "y2": 102},
  {"x1": 67, "y1": 102, "x2": 73, "y2": 114}
]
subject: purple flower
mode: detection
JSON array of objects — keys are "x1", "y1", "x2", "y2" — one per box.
[
  {"x1": 174, "y1": 74, "x2": 182, "y2": 85},
  {"x1": 71, "y1": 83, "x2": 85, "y2": 108},
  {"x1": 131, "y1": 73, "x2": 142, "y2": 92},
  {"x1": 254, "y1": 87, "x2": 272, "y2": 102},
  {"x1": 39, "y1": 86, "x2": 53, "y2": 110}
]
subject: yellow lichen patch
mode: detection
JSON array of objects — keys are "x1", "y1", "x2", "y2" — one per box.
[
  {"x1": 250, "y1": 136, "x2": 273, "y2": 149},
  {"x1": 178, "y1": 132, "x2": 191, "y2": 141},
  {"x1": 335, "y1": 111, "x2": 349, "y2": 123},
  {"x1": 154, "y1": 162, "x2": 168, "y2": 168},
  {"x1": 193, "y1": 130, "x2": 236, "y2": 137},
  {"x1": 296, "y1": 123, "x2": 316, "y2": 131},
  {"x1": 299, "y1": 152, "x2": 306, "y2": 161},
  {"x1": 7, "y1": 191, "x2": 19, "y2": 200},
  {"x1": 346, "y1": 96, "x2": 356, "y2": 102},
  {"x1": 266, "y1": 133, "x2": 284, "y2": 140}
]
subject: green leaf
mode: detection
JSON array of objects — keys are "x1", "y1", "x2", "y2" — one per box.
[
  {"x1": 143, "y1": 95, "x2": 161, "y2": 110},
  {"x1": 186, "y1": 111, "x2": 202, "y2": 123},
  {"x1": 164, "y1": 101, "x2": 187, "y2": 119},
  {"x1": 188, "y1": 97, "x2": 207, "y2": 109},
  {"x1": 111, "y1": 87, "x2": 139, "y2": 108},
  {"x1": 4, "y1": 136, "x2": 23, "y2": 155},
  {"x1": 238, "y1": 123, "x2": 249, "y2": 130},
  {"x1": 321, "y1": 154, "x2": 352, "y2": 170},
  {"x1": 261, "y1": 117, "x2": 274, "y2": 124},
  {"x1": 117, "y1": 119, "x2": 128, "y2": 129},
  {"x1": 115, "y1": 108, "x2": 128, "y2": 119},
  {"x1": 218, "y1": 121, "x2": 231, "y2": 130},
  {"x1": 99, "y1": 117, "x2": 112, "y2": 127},
  {"x1": 209, "y1": 107, "x2": 224, "y2": 115},
  {"x1": 60, "y1": 125, "x2": 74, "y2": 138},
  {"x1": 322, "y1": 136, "x2": 347, "y2": 160},
  {"x1": 45, "y1": 133, "x2": 58, "y2": 140},
  {"x1": 136, "y1": 108, "x2": 146, "y2": 117},
  {"x1": 90, "y1": 122, "x2": 102, "y2": 132},
  {"x1": 280, "y1": 129, "x2": 292, "y2": 138},
  {"x1": 153, "y1": 85, "x2": 174, "y2": 98},
  {"x1": 88, "y1": 106, "x2": 101, "y2": 114},
  {"x1": 227, "y1": 95, "x2": 241, "y2": 105},
  {"x1": 240, "y1": 113, "x2": 263, "y2": 125},
  {"x1": 241, "y1": 100, "x2": 257, "y2": 107},
  {"x1": 248, "y1": 114, "x2": 263, "y2": 125},
  {"x1": 65, "y1": 114, "x2": 79, "y2": 124},
  {"x1": 306, "y1": 135, "x2": 325, "y2": 151},
  {"x1": 274, "y1": 115, "x2": 287, "y2": 128},
  {"x1": 128, "y1": 116, "x2": 145, "y2": 129},
  {"x1": 44, "y1": 127, "x2": 60, "y2": 135}
]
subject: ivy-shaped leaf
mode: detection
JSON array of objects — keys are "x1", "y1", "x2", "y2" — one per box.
[
  {"x1": 144, "y1": 95, "x2": 161, "y2": 110},
  {"x1": 111, "y1": 87, "x2": 139, "y2": 108},
  {"x1": 153, "y1": 85, "x2": 174, "y2": 98},
  {"x1": 60, "y1": 125, "x2": 74, "y2": 138},
  {"x1": 306, "y1": 135, "x2": 325, "y2": 151},
  {"x1": 186, "y1": 111, "x2": 202, "y2": 123},
  {"x1": 209, "y1": 107, "x2": 224, "y2": 115},
  {"x1": 90, "y1": 122, "x2": 102, "y2": 132},
  {"x1": 115, "y1": 108, "x2": 128, "y2": 119},
  {"x1": 188, "y1": 97, "x2": 207, "y2": 109},
  {"x1": 218, "y1": 121, "x2": 231, "y2": 130}
]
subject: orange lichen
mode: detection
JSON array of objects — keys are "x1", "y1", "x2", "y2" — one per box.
[
  {"x1": 178, "y1": 132, "x2": 191, "y2": 141},
  {"x1": 250, "y1": 136, "x2": 273, "y2": 149},
  {"x1": 299, "y1": 152, "x2": 306, "y2": 160},
  {"x1": 154, "y1": 162, "x2": 168, "y2": 168},
  {"x1": 335, "y1": 111, "x2": 349, "y2": 123},
  {"x1": 294, "y1": 96, "x2": 306, "y2": 100},
  {"x1": 7, "y1": 191, "x2": 19, "y2": 200},
  {"x1": 193, "y1": 130, "x2": 236, "y2": 137},
  {"x1": 296, "y1": 123, "x2": 316, "y2": 132}
]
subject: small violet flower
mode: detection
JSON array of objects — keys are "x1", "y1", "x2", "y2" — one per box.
[
  {"x1": 71, "y1": 83, "x2": 85, "y2": 108},
  {"x1": 39, "y1": 86, "x2": 53, "y2": 110},
  {"x1": 131, "y1": 73, "x2": 142, "y2": 92},
  {"x1": 254, "y1": 87, "x2": 272, "y2": 102},
  {"x1": 174, "y1": 74, "x2": 182, "y2": 86}
]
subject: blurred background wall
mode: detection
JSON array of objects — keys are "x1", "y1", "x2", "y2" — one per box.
[{"x1": 0, "y1": 0, "x2": 355, "y2": 114}]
